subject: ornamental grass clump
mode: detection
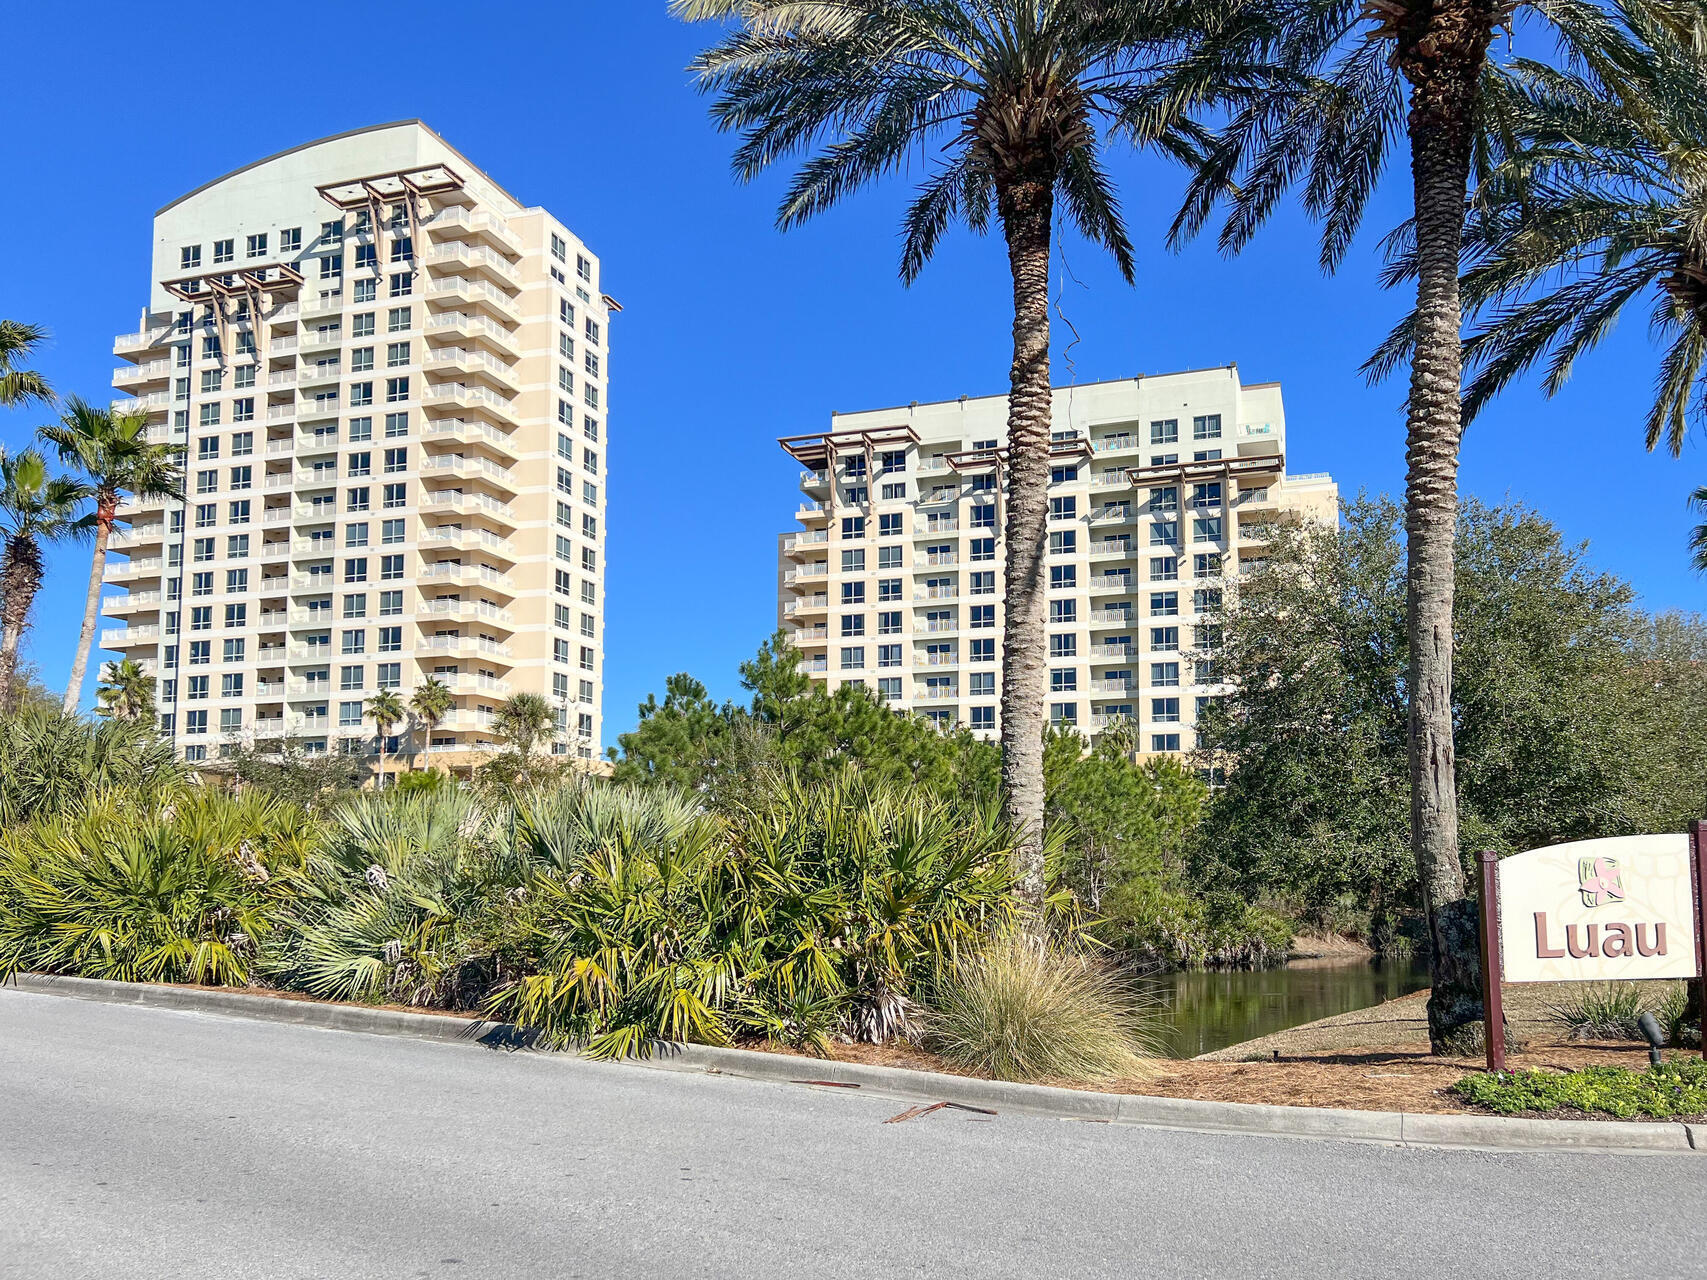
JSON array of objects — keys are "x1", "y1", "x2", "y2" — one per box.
[
  {"x1": 1546, "y1": 983, "x2": 1649, "y2": 1041},
  {"x1": 921, "y1": 932, "x2": 1159, "y2": 1084}
]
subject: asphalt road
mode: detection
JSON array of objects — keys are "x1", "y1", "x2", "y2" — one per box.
[{"x1": 3, "y1": 991, "x2": 1704, "y2": 1280}]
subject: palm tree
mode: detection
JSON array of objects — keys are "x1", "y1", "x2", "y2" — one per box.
[
  {"x1": 366, "y1": 689, "x2": 406, "y2": 790},
  {"x1": 1690, "y1": 488, "x2": 1707, "y2": 574},
  {"x1": 494, "y1": 692, "x2": 555, "y2": 758},
  {"x1": 674, "y1": 0, "x2": 1241, "y2": 904},
  {"x1": 95, "y1": 658, "x2": 156, "y2": 722},
  {"x1": 409, "y1": 677, "x2": 455, "y2": 766},
  {"x1": 1380, "y1": 0, "x2": 1706, "y2": 460},
  {"x1": 1167, "y1": 0, "x2": 1607, "y2": 1053},
  {"x1": 0, "y1": 320, "x2": 53, "y2": 410},
  {"x1": 0, "y1": 450, "x2": 90, "y2": 710},
  {"x1": 40, "y1": 398, "x2": 184, "y2": 713}
]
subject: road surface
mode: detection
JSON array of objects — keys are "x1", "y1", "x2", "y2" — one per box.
[{"x1": 2, "y1": 989, "x2": 1702, "y2": 1279}]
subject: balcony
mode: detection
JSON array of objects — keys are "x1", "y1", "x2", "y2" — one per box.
[
  {"x1": 781, "y1": 530, "x2": 829, "y2": 557},
  {"x1": 1089, "y1": 574, "x2": 1137, "y2": 595},
  {"x1": 916, "y1": 520, "x2": 959, "y2": 535},
  {"x1": 109, "y1": 556, "x2": 164, "y2": 580},
  {"x1": 919, "y1": 652, "x2": 958, "y2": 666},
  {"x1": 268, "y1": 370, "x2": 298, "y2": 390},
  {"x1": 298, "y1": 361, "x2": 341, "y2": 390},
  {"x1": 795, "y1": 501, "x2": 827, "y2": 523},
  {"x1": 423, "y1": 382, "x2": 514, "y2": 419},
  {"x1": 916, "y1": 552, "x2": 957, "y2": 568},
  {"x1": 426, "y1": 242, "x2": 519, "y2": 285},
  {"x1": 300, "y1": 291, "x2": 344, "y2": 317},
  {"x1": 112, "y1": 392, "x2": 168, "y2": 416},
  {"x1": 425, "y1": 311, "x2": 520, "y2": 357},
  {"x1": 915, "y1": 687, "x2": 959, "y2": 701},
  {"x1": 420, "y1": 634, "x2": 512, "y2": 659},
  {"x1": 921, "y1": 619, "x2": 960, "y2": 634},
  {"x1": 270, "y1": 336, "x2": 300, "y2": 357},
  {"x1": 1091, "y1": 678, "x2": 1136, "y2": 696},
  {"x1": 419, "y1": 598, "x2": 513, "y2": 626},
  {"x1": 439, "y1": 672, "x2": 511, "y2": 696},
  {"x1": 422, "y1": 417, "x2": 517, "y2": 457},
  {"x1": 101, "y1": 625, "x2": 159, "y2": 650},
  {"x1": 297, "y1": 396, "x2": 341, "y2": 423},
  {"x1": 428, "y1": 276, "x2": 519, "y2": 322},
  {"x1": 799, "y1": 470, "x2": 829, "y2": 490},
  {"x1": 112, "y1": 522, "x2": 166, "y2": 548},
  {"x1": 1089, "y1": 608, "x2": 1135, "y2": 627},
  {"x1": 267, "y1": 404, "x2": 296, "y2": 424},
  {"x1": 105, "y1": 590, "x2": 162, "y2": 614},
  {"x1": 1090, "y1": 644, "x2": 1134, "y2": 661},
  {"x1": 780, "y1": 564, "x2": 829, "y2": 587},
  {"x1": 421, "y1": 490, "x2": 514, "y2": 521},
  {"x1": 112, "y1": 358, "x2": 171, "y2": 388},
  {"x1": 114, "y1": 324, "x2": 172, "y2": 355},
  {"x1": 419, "y1": 562, "x2": 512, "y2": 588},
  {"x1": 423, "y1": 526, "x2": 513, "y2": 556},
  {"x1": 790, "y1": 624, "x2": 828, "y2": 644},
  {"x1": 1089, "y1": 539, "x2": 1133, "y2": 557},
  {"x1": 422, "y1": 206, "x2": 523, "y2": 255},
  {"x1": 422, "y1": 454, "x2": 515, "y2": 491},
  {"x1": 424, "y1": 346, "x2": 518, "y2": 389},
  {"x1": 783, "y1": 596, "x2": 828, "y2": 618},
  {"x1": 914, "y1": 587, "x2": 958, "y2": 601}
]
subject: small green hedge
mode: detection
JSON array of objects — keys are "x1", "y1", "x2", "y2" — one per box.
[{"x1": 1454, "y1": 1059, "x2": 1707, "y2": 1119}]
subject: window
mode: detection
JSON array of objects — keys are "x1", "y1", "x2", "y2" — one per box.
[
  {"x1": 1152, "y1": 733, "x2": 1182, "y2": 752},
  {"x1": 389, "y1": 272, "x2": 413, "y2": 297},
  {"x1": 227, "y1": 532, "x2": 249, "y2": 556},
  {"x1": 351, "y1": 348, "x2": 375, "y2": 374},
  {"x1": 386, "y1": 342, "x2": 410, "y2": 368},
  {"x1": 841, "y1": 516, "x2": 865, "y2": 539},
  {"x1": 280, "y1": 227, "x2": 302, "y2": 254},
  {"x1": 1050, "y1": 703, "x2": 1078, "y2": 727},
  {"x1": 1150, "y1": 419, "x2": 1179, "y2": 445},
  {"x1": 320, "y1": 254, "x2": 343, "y2": 279},
  {"x1": 1192, "y1": 414, "x2": 1223, "y2": 441},
  {"x1": 346, "y1": 486, "x2": 369, "y2": 512},
  {"x1": 1049, "y1": 565, "x2": 1077, "y2": 589},
  {"x1": 1150, "y1": 556, "x2": 1179, "y2": 581},
  {"x1": 354, "y1": 279, "x2": 378, "y2": 303},
  {"x1": 1151, "y1": 626, "x2": 1180, "y2": 650},
  {"x1": 840, "y1": 646, "x2": 865, "y2": 671},
  {"x1": 378, "y1": 626, "x2": 401, "y2": 653},
  {"x1": 223, "y1": 603, "x2": 246, "y2": 628},
  {"x1": 551, "y1": 233, "x2": 568, "y2": 263},
  {"x1": 380, "y1": 554, "x2": 403, "y2": 581},
  {"x1": 229, "y1": 465, "x2": 252, "y2": 491},
  {"x1": 1050, "y1": 496, "x2": 1077, "y2": 520},
  {"x1": 1050, "y1": 465, "x2": 1079, "y2": 484},
  {"x1": 350, "y1": 381, "x2": 374, "y2": 407},
  {"x1": 379, "y1": 590, "x2": 402, "y2": 616},
  {"x1": 876, "y1": 643, "x2": 903, "y2": 669},
  {"x1": 1150, "y1": 591, "x2": 1179, "y2": 617},
  {"x1": 384, "y1": 412, "x2": 408, "y2": 439},
  {"x1": 246, "y1": 232, "x2": 268, "y2": 259},
  {"x1": 341, "y1": 629, "x2": 366, "y2": 656},
  {"x1": 1049, "y1": 530, "x2": 1077, "y2": 555},
  {"x1": 1150, "y1": 521, "x2": 1179, "y2": 547},
  {"x1": 385, "y1": 377, "x2": 409, "y2": 403},
  {"x1": 344, "y1": 558, "x2": 368, "y2": 585},
  {"x1": 969, "y1": 705, "x2": 995, "y2": 730},
  {"x1": 1152, "y1": 662, "x2": 1181, "y2": 687},
  {"x1": 841, "y1": 614, "x2": 865, "y2": 638},
  {"x1": 345, "y1": 523, "x2": 369, "y2": 549},
  {"x1": 355, "y1": 243, "x2": 378, "y2": 270},
  {"x1": 382, "y1": 518, "x2": 405, "y2": 545},
  {"x1": 339, "y1": 701, "x2": 363, "y2": 728},
  {"x1": 191, "y1": 572, "x2": 214, "y2": 597},
  {"x1": 970, "y1": 638, "x2": 996, "y2": 662},
  {"x1": 1049, "y1": 634, "x2": 1077, "y2": 658},
  {"x1": 577, "y1": 255, "x2": 593, "y2": 283},
  {"x1": 225, "y1": 568, "x2": 247, "y2": 593},
  {"x1": 180, "y1": 245, "x2": 202, "y2": 270},
  {"x1": 343, "y1": 594, "x2": 366, "y2": 620},
  {"x1": 1051, "y1": 669, "x2": 1078, "y2": 692},
  {"x1": 1152, "y1": 697, "x2": 1181, "y2": 723}
]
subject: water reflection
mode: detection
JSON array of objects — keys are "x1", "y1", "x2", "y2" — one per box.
[{"x1": 1141, "y1": 958, "x2": 1432, "y2": 1058}]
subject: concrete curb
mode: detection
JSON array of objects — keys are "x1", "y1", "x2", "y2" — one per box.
[{"x1": 7, "y1": 973, "x2": 1698, "y2": 1156}]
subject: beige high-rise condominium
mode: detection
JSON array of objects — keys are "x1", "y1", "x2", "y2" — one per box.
[
  {"x1": 777, "y1": 367, "x2": 1337, "y2": 757},
  {"x1": 105, "y1": 121, "x2": 611, "y2": 773}
]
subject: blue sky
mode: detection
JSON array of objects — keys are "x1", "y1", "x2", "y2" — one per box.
[{"x1": 3, "y1": 4, "x2": 1698, "y2": 748}]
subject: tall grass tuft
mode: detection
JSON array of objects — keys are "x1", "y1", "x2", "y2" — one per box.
[
  {"x1": 921, "y1": 932, "x2": 1159, "y2": 1083},
  {"x1": 1547, "y1": 983, "x2": 1649, "y2": 1041}
]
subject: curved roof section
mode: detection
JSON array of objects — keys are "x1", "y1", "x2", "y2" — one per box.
[{"x1": 155, "y1": 120, "x2": 525, "y2": 217}]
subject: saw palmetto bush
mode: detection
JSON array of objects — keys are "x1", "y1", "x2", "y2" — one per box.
[
  {"x1": 489, "y1": 771, "x2": 1020, "y2": 1059},
  {"x1": 0, "y1": 790, "x2": 305, "y2": 985},
  {"x1": 0, "y1": 708, "x2": 185, "y2": 827},
  {"x1": 267, "y1": 789, "x2": 507, "y2": 1007}
]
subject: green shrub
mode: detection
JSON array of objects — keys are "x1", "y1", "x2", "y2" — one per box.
[
  {"x1": 1455, "y1": 1059, "x2": 1707, "y2": 1119},
  {"x1": 1103, "y1": 878, "x2": 1293, "y2": 968},
  {"x1": 920, "y1": 932, "x2": 1158, "y2": 1083},
  {"x1": 489, "y1": 771, "x2": 1018, "y2": 1058},
  {"x1": 0, "y1": 791, "x2": 304, "y2": 985},
  {"x1": 0, "y1": 710, "x2": 184, "y2": 826},
  {"x1": 267, "y1": 790, "x2": 506, "y2": 1006}
]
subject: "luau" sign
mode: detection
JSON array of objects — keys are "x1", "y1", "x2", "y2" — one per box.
[{"x1": 1477, "y1": 826, "x2": 1707, "y2": 1071}]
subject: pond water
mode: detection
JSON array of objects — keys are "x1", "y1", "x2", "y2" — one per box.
[{"x1": 1141, "y1": 958, "x2": 1432, "y2": 1059}]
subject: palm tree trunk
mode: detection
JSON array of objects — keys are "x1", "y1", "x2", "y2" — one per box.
[
  {"x1": 995, "y1": 164, "x2": 1057, "y2": 907},
  {"x1": 63, "y1": 497, "x2": 116, "y2": 714},
  {"x1": 1402, "y1": 23, "x2": 1495, "y2": 1054},
  {"x1": 0, "y1": 538, "x2": 44, "y2": 712}
]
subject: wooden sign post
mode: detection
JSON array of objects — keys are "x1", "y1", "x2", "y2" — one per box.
[{"x1": 1477, "y1": 831, "x2": 1707, "y2": 1075}]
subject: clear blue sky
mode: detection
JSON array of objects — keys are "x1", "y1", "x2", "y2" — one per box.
[{"x1": 3, "y1": 3, "x2": 1698, "y2": 749}]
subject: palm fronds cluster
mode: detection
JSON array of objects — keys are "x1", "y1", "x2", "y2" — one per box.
[{"x1": 0, "y1": 758, "x2": 1035, "y2": 1061}]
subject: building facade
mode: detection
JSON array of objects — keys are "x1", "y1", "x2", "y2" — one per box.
[
  {"x1": 105, "y1": 121, "x2": 611, "y2": 770},
  {"x1": 776, "y1": 368, "x2": 1336, "y2": 755}
]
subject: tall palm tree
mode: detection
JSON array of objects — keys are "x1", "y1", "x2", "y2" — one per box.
[
  {"x1": 40, "y1": 398, "x2": 184, "y2": 713},
  {"x1": 0, "y1": 450, "x2": 91, "y2": 711},
  {"x1": 0, "y1": 320, "x2": 53, "y2": 410},
  {"x1": 1378, "y1": 0, "x2": 1707, "y2": 457},
  {"x1": 409, "y1": 676, "x2": 455, "y2": 766},
  {"x1": 95, "y1": 657, "x2": 156, "y2": 722},
  {"x1": 366, "y1": 689, "x2": 406, "y2": 790},
  {"x1": 494, "y1": 691, "x2": 554, "y2": 758},
  {"x1": 1168, "y1": 0, "x2": 1605, "y2": 1053},
  {"x1": 674, "y1": 0, "x2": 1241, "y2": 903}
]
